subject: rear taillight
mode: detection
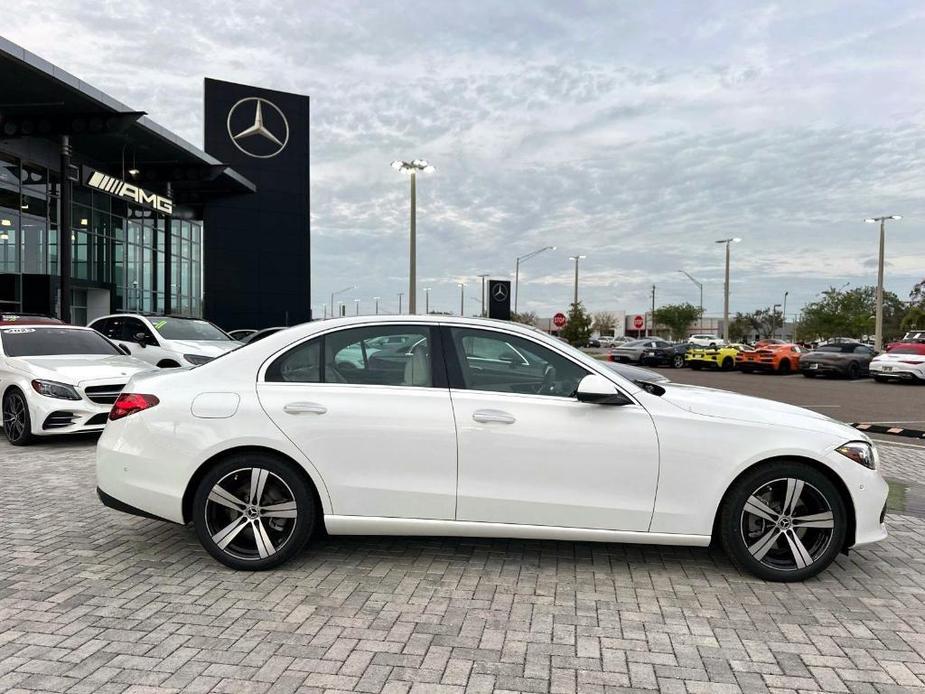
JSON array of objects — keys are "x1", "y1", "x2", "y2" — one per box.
[{"x1": 109, "y1": 393, "x2": 160, "y2": 421}]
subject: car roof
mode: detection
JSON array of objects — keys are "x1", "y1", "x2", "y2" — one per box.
[
  {"x1": 0, "y1": 323, "x2": 91, "y2": 330},
  {"x1": 0, "y1": 313, "x2": 64, "y2": 326}
]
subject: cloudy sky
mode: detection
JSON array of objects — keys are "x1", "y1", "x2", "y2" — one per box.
[{"x1": 6, "y1": 1, "x2": 925, "y2": 319}]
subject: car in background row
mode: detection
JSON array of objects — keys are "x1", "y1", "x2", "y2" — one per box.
[
  {"x1": 687, "y1": 334, "x2": 725, "y2": 347},
  {"x1": 686, "y1": 343, "x2": 745, "y2": 371},
  {"x1": 2, "y1": 313, "x2": 64, "y2": 326},
  {"x1": 870, "y1": 342, "x2": 925, "y2": 383},
  {"x1": 639, "y1": 342, "x2": 690, "y2": 369},
  {"x1": 228, "y1": 329, "x2": 257, "y2": 342},
  {"x1": 800, "y1": 343, "x2": 876, "y2": 379},
  {"x1": 1, "y1": 323, "x2": 152, "y2": 445},
  {"x1": 737, "y1": 343, "x2": 804, "y2": 374},
  {"x1": 89, "y1": 314, "x2": 238, "y2": 368},
  {"x1": 609, "y1": 338, "x2": 673, "y2": 363}
]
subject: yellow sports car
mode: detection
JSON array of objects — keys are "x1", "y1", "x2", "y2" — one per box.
[{"x1": 685, "y1": 343, "x2": 746, "y2": 370}]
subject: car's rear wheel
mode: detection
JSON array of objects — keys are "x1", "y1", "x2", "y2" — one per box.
[
  {"x1": 193, "y1": 454, "x2": 315, "y2": 570},
  {"x1": 721, "y1": 357, "x2": 734, "y2": 371},
  {"x1": 778, "y1": 359, "x2": 791, "y2": 374},
  {"x1": 719, "y1": 462, "x2": 846, "y2": 581},
  {"x1": 672, "y1": 354, "x2": 685, "y2": 369},
  {"x1": 2, "y1": 389, "x2": 35, "y2": 446}
]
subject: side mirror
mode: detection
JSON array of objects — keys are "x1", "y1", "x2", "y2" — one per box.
[
  {"x1": 576, "y1": 374, "x2": 633, "y2": 406},
  {"x1": 134, "y1": 331, "x2": 149, "y2": 347}
]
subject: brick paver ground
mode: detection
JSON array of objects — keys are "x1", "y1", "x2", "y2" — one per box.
[{"x1": 2, "y1": 439, "x2": 925, "y2": 693}]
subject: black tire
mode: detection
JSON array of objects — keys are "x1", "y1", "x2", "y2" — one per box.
[
  {"x1": 846, "y1": 362, "x2": 860, "y2": 380},
  {"x1": 193, "y1": 454, "x2": 315, "y2": 570},
  {"x1": 778, "y1": 359, "x2": 791, "y2": 374},
  {"x1": 157, "y1": 360, "x2": 181, "y2": 369},
  {"x1": 690, "y1": 363, "x2": 702, "y2": 370},
  {"x1": 802, "y1": 372, "x2": 817, "y2": 378},
  {"x1": 719, "y1": 461, "x2": 847, "y2": 582},
  {"x1": 721, "y1": 357, "x2": 734, "y2": 371},
  {"x1": 873, "y1": 376, "x2": 889, "y2": 383},
  {"x1": 671, "y1": 354, "x2": 685, "y2": 369},
  {"x1": 2, "y1": 388, "x2": 35, "y2": 446},
  {"x1": 740, "y1": 366, "x2": 754, "y2": 374}
]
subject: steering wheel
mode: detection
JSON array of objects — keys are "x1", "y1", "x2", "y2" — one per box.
[{"x1": 541, "y1": 365, "x2": 556, "y2": 394}]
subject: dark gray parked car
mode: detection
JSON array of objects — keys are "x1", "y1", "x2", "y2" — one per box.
[{"x1": 800, "y1": 342, "x2": 877, "y2": 379}]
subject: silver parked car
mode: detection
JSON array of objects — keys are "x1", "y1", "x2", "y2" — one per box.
[{"x1": 610, "y1": 338, "x2": 673, "y2": 363}]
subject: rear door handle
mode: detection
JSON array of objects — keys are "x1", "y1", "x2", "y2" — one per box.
[
  {"x1": 472, "y1": 409, "x2": 516, "y2": 424},
  {"x1": 283, "y1": 402, "x2": 327, "y2": 415}
]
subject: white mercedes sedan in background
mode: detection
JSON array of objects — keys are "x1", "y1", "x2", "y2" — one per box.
[
  {"x1": 1, "y1": 324, "x2": 154, "y2": 445},
  {"x1": 97, "y1": 316, "x2": 888, "y2": 581}
]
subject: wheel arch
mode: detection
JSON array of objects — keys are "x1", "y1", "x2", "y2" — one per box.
[
  {"x1": 711, "y1": 454, "x2": 856, "y2": 552},
  {"x1": 181, "y1": 445, "x2": 327, "y2": 527}
]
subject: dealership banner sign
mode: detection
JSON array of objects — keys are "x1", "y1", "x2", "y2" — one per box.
[{"x1": 82, "y1": 167, "x2": 173, "y2": 214}]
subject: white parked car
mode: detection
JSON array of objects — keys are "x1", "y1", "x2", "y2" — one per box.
[
  {"x1": 88, "y1": 314, "x2": 238, "y2": 368},
  {"x1": 688, "y1": 334, "x2": 725, "y2": 347},
  {"x1": 97, "y1": 316, "x2": 887, "y2": 581},
  {"x1": 1, "y1": 324, "x2": 153, "y2": 445},
  {"x1": 869, "y1": 344, "x2": 925, "y2": 383}
]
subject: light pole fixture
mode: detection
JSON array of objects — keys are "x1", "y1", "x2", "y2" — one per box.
[
  {"x1": 330, "y1": 285, "x2": 356, "y2": 318},
  {"x1": 397, "y1": 291, "x2": 405, "y2": 314},
  {"x1": 374, "y1": 296, "x2": 380, "y2": 315},
  {"x1": 864, "y1": 215, "x2": 902, "y2": 351},
  {"x1": 678, "y1": 269, "x2": 704, "y2": 331},
  {"x1": 423, "y1": 287, "x2": 432, "y2": 314},
  {"x1": 458, "y1": 283, "x2": 465, "y2": 316},
  {"x1": 715, "y1": 238, "x2": 741, "y2": 342},
  {"x1": 781, "y1": 291, "x2": 789, "y2": 339},
  {"x1": 354, "y1": 298, "x2": 361, "y2": 315},
  {"x1": 514, "y1": 245, "x2": 556, "y2": 313},
  {"x1": 568, "y1": 255, "x2": 586, "y2": 307},
  {"x1": 391, "y1": 159, "x2": 435, "y2": 315}
]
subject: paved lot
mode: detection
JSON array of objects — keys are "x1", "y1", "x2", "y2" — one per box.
[
  {"x1": 651, "y1": 368, "x2": 925, "y2": 434},
  {"x1": 3, "y1": 439, "x2": 925, "y2": 693}
]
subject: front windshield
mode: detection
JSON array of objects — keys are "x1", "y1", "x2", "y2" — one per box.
[
  {"x1": 1, "y1": 327, "x2": 121, "y2": 357},
  {"x1": 151, "y1": 318, "x2": 232, "y2": 341}
]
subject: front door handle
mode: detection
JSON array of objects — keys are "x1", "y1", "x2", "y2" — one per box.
[
  {"x1": 472, "y1": 409, "x2": 516, "y2": 424},
  {"x1": 283, "y1": 402, "x2": 327, "y2": 415}
]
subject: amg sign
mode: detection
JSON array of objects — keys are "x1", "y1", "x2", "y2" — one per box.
[{"x1": 82, "y1": 168, "x2": 173, "y2": 214}]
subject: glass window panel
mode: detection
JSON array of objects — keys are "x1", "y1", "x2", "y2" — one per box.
[
  {"x1": 72, "y1": 231, "x2": 90, "y2": 280},
  {"x1": 21, "y1": 215, "x2": 46, "y2": 275},
  {"x1": 0, "y1": 223, "x2": 20, "y2": 274},
  {"x1": 325, "y1": 326, "x2": 433, "y2": 387}
]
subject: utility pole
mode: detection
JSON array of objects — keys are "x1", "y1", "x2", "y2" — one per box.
[
  {"x1": 374, "y1": 297, "x2": 380, "y2": 315},
  {"x1": 477, "y1": 274, "x2": 489, "y2": 317},
  {"x1": 782, "y1": 291, "x2": 789, "y2": 340},
  {"x1": 391, "y1": 160, "x2": 435, "y2": 314},
  {"x1": 423, "y1": 288, "x2": 431, "y2": 314},
  {"x1": 715, "y1": 238, "x2": 741, "y2": 342},
  {"x1": 568, "y1": 255, "x2": 586, "y2": 307},
  {"x1": 650, "y1": 285, "x2": 656, "y2": 337},
  {"x1": 865, "y1": 215, "x2": 902, "y2": 351},
  {"x1": 458, "y1": 283, "x2": 465, "y2": 316},
  {"x1": 397, "y1": 292, "x2": 404, "y2": 314}
]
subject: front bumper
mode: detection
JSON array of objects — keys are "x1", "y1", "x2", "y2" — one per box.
[
  {"x1": 27, "y1": 392, "x2": 113, "y2": 436},
  {"x1": 820, "y1": 446, "x2": 889, "y2": 549}
]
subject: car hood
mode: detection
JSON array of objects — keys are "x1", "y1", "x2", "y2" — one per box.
[
  {"x1": 164, "y1": 340, "x2": 237, "y2": 357},
  {"x1": 658, "y1": 383, "x2": 860, "y2": 439},
  {"x1": 8, "y1": 354, "x2": 155, "y2": 385}
]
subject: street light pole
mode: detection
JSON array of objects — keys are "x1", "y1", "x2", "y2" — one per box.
[
  {"x1": 458, "y1": 283, "x2": 465, "y2": 316},
  {"x1": 678, "y1": 270, "x2": 704, "y2": 331},
  {"x1": 354, "y1": 298, "x2": 361, "y2": 315},
  {"x1": 715, "y1": 238, "x2": 741, "y2": 342},
  {"x1": 397, "y1": 292, "x2": 404, "y2": 314},
  {"x1": 568, "y1": 255, "x2": 586, "y2": 307},
  {"x1": 374, "y1": 297, "x2": 380, "y2": 315},
  {"x1": 514, "y1": 245, "x2": 556, "y2": 313},
  {"x1": 423, "y1": 287, "x2": 431, "y2": 314},
  {"x1": 330, "y1": 285, "x2": 356, "y2": 318},
  {"x1": 782, "y1": 291, "x2": 789, "y2": 339},
  {"x1": 865, "y1": 215, "x2": 902, "y2": 351},
  {"x1": 477, "y1": 274, "x2": 489, "y2": 317},
  {"x1": 392, "y1": 159, "x2": 435, "y2": 314}
]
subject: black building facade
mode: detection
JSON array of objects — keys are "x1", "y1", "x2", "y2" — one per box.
[{"x1": 0, "y1": 37, "x2": 309, "y2": 329}]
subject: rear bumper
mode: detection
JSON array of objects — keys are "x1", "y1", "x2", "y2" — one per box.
[
  {"x1": 870, "y1": 364, "x2": 925, "y2": 381},
  {"x1": 800, "y1": 363, "x2": 845, "y2": 375},
  {"x1": 97, "y1": 487, "x2": 177, "y2": 523}
]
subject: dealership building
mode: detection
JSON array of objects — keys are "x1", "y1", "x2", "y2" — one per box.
[{"x1": 0, "y1": 36, "x2": 310, "y2": 329}]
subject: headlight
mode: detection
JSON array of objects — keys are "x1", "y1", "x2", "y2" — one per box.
[
  {"x1": 183, "y1": 353, "x2": 214, "y2": 366},
  {"x1": 836, "y1": 441, "x2": 876, "y2": 469},
  {"x1": 31, "y1": 379, "x2": 81, "y2": 400}
]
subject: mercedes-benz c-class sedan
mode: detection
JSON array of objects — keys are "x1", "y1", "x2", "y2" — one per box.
[
  {"x1": 1, "y1": 323, "x2": 154, "y2": 445},
  {"x1": 97, "y1": 316, "x2": 887, "y2": 581}
]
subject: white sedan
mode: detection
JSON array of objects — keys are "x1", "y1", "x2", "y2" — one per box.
[
  {"x1": 869, "y1": 344, "x2": 925, "y2": 383},
  {"x1": 97, "y1": 316, "x2": 888, "y2": 581},
  {"x1": 1, "y1": 324, "x2": 154, "y2": 445}
]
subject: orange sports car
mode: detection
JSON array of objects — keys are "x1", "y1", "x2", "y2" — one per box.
[{"x1": 736, "y1": 342, "x2": 805, "y2": 374}]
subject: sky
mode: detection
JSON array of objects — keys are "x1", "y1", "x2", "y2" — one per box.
[{"x1": 5, "y1": 1, "x2": 925, "y2": 320}]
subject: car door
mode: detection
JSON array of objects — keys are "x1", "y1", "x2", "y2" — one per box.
[
  {"x1": 256, "y1": 324, "x2": 458, "y2": 520},
  {"x1": 444, "y1": 326, "x2": 660, "y2": 532}
]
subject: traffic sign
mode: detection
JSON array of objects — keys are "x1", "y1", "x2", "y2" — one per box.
[
  {"x1": 633, "y1": 314, "x2": 644, "y2": 330},
  {"x1": 553, "y1": 312, "x2": 567, "y2": 328}
]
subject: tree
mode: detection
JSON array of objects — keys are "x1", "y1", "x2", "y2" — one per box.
[
  {"x1": 652, "y1": 303, "x2": 700, "y2": 341},
  {"x1": 592, "y1": 311, "x2": 617, "y2": 336},
  {"x1": 798, "y1": 285, "x2": 905, "y2": 341},
  {"x1": 902, "y1": 305, "x2": 925, "y2": 331},
  {"x1": 748, "y1": 307, "x2": 783, "y2": 339},
  {"x1": 727, "y1": 313, "x2": 752, "y2": 342},
  {"x1": 511, "y1": 311, "x2": 538, "y2": 326},
  {"x1": 560, "y1": 302, "x2": 593, "y2": 346}
]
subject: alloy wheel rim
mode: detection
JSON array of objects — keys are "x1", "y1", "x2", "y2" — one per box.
[
  {"x1": 740, "y1": 477, "x2": 835, "y2": 572},
  {"x1": 3, "y1": 395, "x2": 24, "y2": 440},
  {"x1": 204, "y1": 467, "x2": 298, "y2": 561}
]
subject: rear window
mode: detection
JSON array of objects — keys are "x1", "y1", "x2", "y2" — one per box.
[{"x1": 1, "y1": 328, "x2": 121, "y2": 357}]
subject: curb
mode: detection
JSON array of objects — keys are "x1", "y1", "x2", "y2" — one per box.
[{"x1": 853, "y1": 423, "x2": 925, "y2": 440}]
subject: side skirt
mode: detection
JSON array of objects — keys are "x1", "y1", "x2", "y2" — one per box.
[{"x1": 324, "y1": 515, "x2": 711, "y2": 547}]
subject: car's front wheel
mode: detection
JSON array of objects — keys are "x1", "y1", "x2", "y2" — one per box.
[
  {"x1": 719, "y1": 462, "x2": 847, "y2": 581},
  {"x1": 2, "y1": 389, "x2": 35, "y2": 446},
  {"x1": 193, "y1": 454, "x2": 315, "y2": 570},
  {"x1": 672, "y1": 354, "x2": 685, "y2": 368}
]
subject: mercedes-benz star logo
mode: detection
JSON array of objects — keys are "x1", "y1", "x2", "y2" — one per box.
[
  {"x1": 492, "y1": 284, "x2": 509, "y2": 301},
  {"x1": 226, "y1": 97, "x2": 289, "y2": 159}
]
